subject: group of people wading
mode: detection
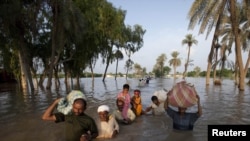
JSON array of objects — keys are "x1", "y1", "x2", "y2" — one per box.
[{"x1": 42, "y1": 83, "x2": 202, "y2": 141}]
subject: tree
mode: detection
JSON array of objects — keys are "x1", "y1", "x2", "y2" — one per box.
[
  {"x1": 124, "y1": 59, "x2": 134, "y2": 80},
  {"x1": 0, "y1": 0, "x2": 45, "y2": 92},
  {"x1": 153, "y1": 53, "x2": 167, "y2": 78},
  {"x1": 193, "y1": 66, "x2": 201, "y2": 77},
  {"x1": 212, "y1": 41, "x2": 222, "y2": 83},
  {"x1": 181, "y1": 34, "x2": 198, "y2": 79},
  {"x1": 169, "y1": 51, "x2": 181, "y2": 79},
  {"x1": 163, "y1": 66, "x2": 171, "y2": 75},
  {"x1": 98, "y1": 3, "x2": 126, "y2": 82},
  {"x1": 114, "y1": 49, "x2": 124, "y2": 80},
  {"x1": 188, "y1": 0, "x2": 227, "y2": 85},
  {"x1": 124, "y1": 24, "x2": 146, "y2": 79},
  {"x1": 188, "y1": 0, "x2": 249, "y2": 91},
  {"x1": 133, "y1": 63, "x2": 142, "y2": 77}
]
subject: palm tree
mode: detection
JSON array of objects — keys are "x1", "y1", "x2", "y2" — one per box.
[
  {"x1": 219, "y1": 2, "x2": 250, "y2": 86},
  {"x1": 181, "y1": 34, "x2": 198, "y2": 79},
  {"x1": 169, "y1": 51, "x2": 181, "y2": 79},
  {"x1": 114, "y1": 49, "x2": 124, "y2": 80},
  {"x1": 212, "y1": 41, "x2": 222, "y2": 84},
  {"x1": 188, "y1": 0, "x2": 249, "y2": 91},
  {"x1": 188, "y1": 0, "x2": 227, "y2": 85}
]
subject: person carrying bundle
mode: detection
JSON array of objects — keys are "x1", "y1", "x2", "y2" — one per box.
[{"x1": 164, "y1": 81, "x2": 202, "y2": 131}]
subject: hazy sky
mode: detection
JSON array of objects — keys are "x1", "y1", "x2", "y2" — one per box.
[{"x1": 89, "y1": 0, "x2": 248, "y2": 74}]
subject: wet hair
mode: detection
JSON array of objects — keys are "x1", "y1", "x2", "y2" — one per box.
[
  {"x1": 73, "y1": 98, "x2": 87, "y2": 110},
  {"x1": 134, "y1": 89, "x2": 140, "y2": 93},
  {"x1": 123, "y1": 84, "x2": 130, "y2": 90},
  {"x1": 151, "y1": 96, "x2": 158, "y2": 101}
]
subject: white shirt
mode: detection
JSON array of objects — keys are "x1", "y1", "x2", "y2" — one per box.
[
  {"x1": 150, "y1": 102, "x2": 165, "y2": 115},
  {"x1": 112, "y1": 108, "x2": 136, "y2": 122},
  {"x1": 96, "y1": 115, "x2": 119, "y2": 138}
]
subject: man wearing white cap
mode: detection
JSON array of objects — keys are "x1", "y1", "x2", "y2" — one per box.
[
  {"x1": 42, "y1": 93, "x2": 98, "y2": 141},
  {"x1": 96, "y1": 105, "x2": 119, "y2": 138}
]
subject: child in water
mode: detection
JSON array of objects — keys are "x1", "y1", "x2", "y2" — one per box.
[
  {"x1": 117, "y1": 84, "x2": 131, "y2": 123},
  {"x1": 131, "y1": 89, "x2": 143, "y2": 116}
]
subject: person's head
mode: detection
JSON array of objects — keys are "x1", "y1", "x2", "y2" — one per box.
[
  {"x1": 134, "y1": 89, "x2": 141, "y2": 98},
  {"x1": 97, "y1": 105, "x2": 110, "y2": 122},
  {"x1": 122, "y1": 84, "x2": 130, "y2": 94},
  {"x1": 151, "y1": 96, "x2": 159, "y2": 105},
  {"x1": 72, "y1": 98, "x2": 87, "y2": 116},
  {"x1": 178, "y1": 107, "x2": 187, "y2": 114},
  {"x1": 116, "y1": 99, "x2": 125, "y2": 112}
]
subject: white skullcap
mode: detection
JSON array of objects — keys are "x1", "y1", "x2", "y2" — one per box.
[{"x1": 97, "y1": 105, "x2": 110, "y2": 113}]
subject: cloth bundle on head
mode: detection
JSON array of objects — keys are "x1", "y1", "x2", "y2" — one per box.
[
  {"x1": 57, "y1": 90, "x2": 87, "y2": 115},
  {"x1": 167, "y1": 81, "x2": 198, "y2": 108},
  {"x1": 97, "y1": 105, "x2": 110, "y2": 113},
  {"x1": 153, "y1": 89, "x2": 168, "y2": 103}
]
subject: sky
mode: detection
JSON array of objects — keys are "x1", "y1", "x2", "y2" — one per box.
[{"x1": 89, "y1": 0, "x2": 248, "y2": 74}]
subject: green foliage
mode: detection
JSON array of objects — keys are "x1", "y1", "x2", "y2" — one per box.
[{"x1": 188, "y1": 69, "x2": 234, "y2": 78}]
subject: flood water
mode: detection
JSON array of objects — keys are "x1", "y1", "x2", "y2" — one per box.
[{"x1": 0, "y1": 77, "x2": 249, "y2": 141}]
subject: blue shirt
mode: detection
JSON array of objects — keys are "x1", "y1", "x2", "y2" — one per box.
[{"x1": 166, "y1": 107, "x2": 199, "y2": 130}]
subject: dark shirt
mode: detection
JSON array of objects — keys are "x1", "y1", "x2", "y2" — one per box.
[
  {"x1": 55, "y1": 113, "x2": 98, "y2": 141},
  {"x1": 166, "y1": 107, "x2": 199, "y2": 130}
]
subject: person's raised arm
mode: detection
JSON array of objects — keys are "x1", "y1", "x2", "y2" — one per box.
[
  {"x1": 196, "y1": 95, "x2": 202, "y2": 117},
  {"x1": 42, "y1": 98, "x2": 61, "y2": 121}
]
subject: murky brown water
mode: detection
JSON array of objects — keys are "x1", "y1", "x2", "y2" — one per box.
[{"x1": 0, "y1": 77, "x2": 249, "y2": 141}]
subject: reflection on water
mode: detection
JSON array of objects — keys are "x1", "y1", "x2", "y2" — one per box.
[{"x1": 0, "y1": 77, "x2": 250, "y2": 141}]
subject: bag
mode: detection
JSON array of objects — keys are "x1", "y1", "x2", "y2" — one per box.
[
  {"x1": 57, "y1": 90, "x2": 86, "y2": 115},
  {"x1": 153, "y1": 89, "x2": 168, "y2": 103},
  {"x1": 167, "y1": 81, "x2": 198, "y2": 108}
]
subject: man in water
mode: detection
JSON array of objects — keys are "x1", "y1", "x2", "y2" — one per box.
[
  {"x1": 42, "y1": 97, "x2": 98, "y2": 141},
  {"x1": 145, "y1": 95, "x2": 165, "y2": 116},
  {"x1": 112, "y1": 99, "x2": 136, "y2": 124},
  {"x1": 164, "y1": 94, "x2": 202, "y2": 130},
  {"x1": 96, "y1": 105, "x2": 119, "y2": 138}
]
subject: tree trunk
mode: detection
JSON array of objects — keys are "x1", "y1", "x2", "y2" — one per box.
[
  {"x1": 213, "y1": 49, "x2": 218, "y2": 83},
  {"x1": 76, "y1": 74, "x2": 80, "y2": 90},
  {"x1": 46, "y1": 1, "x2": 58, "y2": 90},
  {"x1": 89, "y1": 62, "x2": 95, "y2": 82},
  {"x1": 230, "y1": 0, "x2": 245, "y2": 91},
  {"x1": 18, "y1": 50, "x2": 28, "y2": 92},
  {"x1": 102, "y1": 60, "x2": 109, "y2": 82},
  {"x1": 173, "y1": 66, "x2": 177, "y2": 79},
  {"x1": 47, "y1": 0, "x2": 63, "y2": 90},
  {"x1": 183, "y1": 46, "x2": 191, "y2": 79},
  {"x1": 18, "y1": 41, "x2": 34, "y2": 92},
  {"x1": 125, "y1": 67, "x2": 129, "y2": 80},
  {"x1": 244, "y1": 50, "x2": 250, "y2": 77},
  {"x1": 206, "y1": 62, "x2": 212, "y2": 85},
  {"x1": 234, "y1": 60, "x2": 239, "y2": 85},
  {"x1": 206, "y1": 0, "x2": 226, "y2": 85},
  {"x1": 54, "y1": 65, "x2": 60, "y2": 90},
  {"x1": 115, "y1": 58, "x2": 119, "y2": 80}
]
